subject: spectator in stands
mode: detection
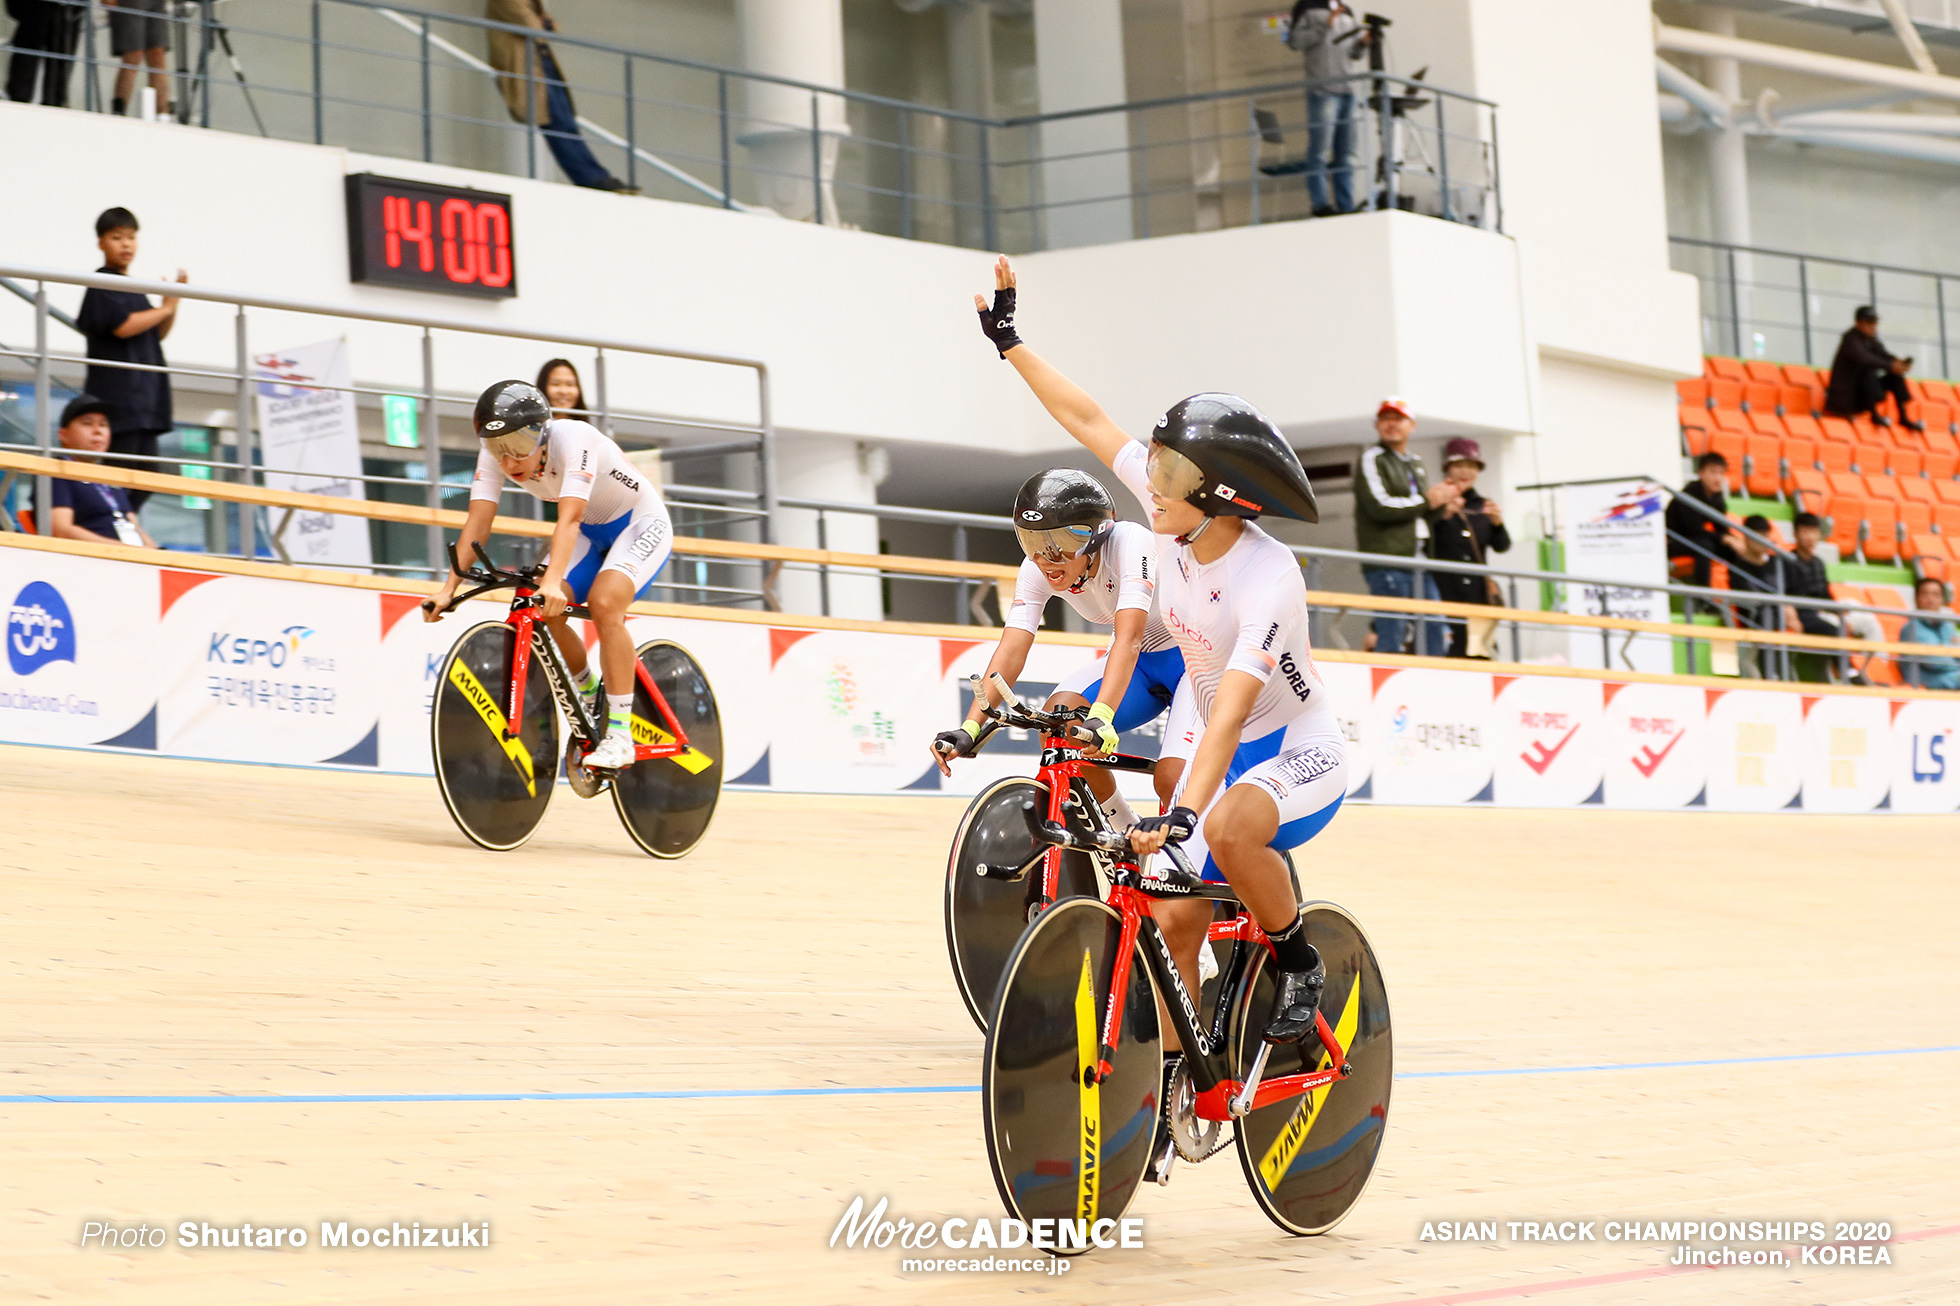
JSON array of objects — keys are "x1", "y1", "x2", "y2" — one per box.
[
  {"x1": 1286, "y1": 0, "x2": 1367, "y2": 216},
  {"x1": 78, "y1": 207, "x2": 183, "y2": 509},
  {"x1": 487, "y1": 0, "x2": 637, "y2": 194},
  {"x1": 1726, "y1": 514, "x2": 1783, "y2": 679},
  {"x1": 536, "y1": 357, "x2": 588, "y2": 419},
  {"x1": 1355, "y1": 397, "x2": 1459, "y2": 656},
  {"x1": 1665, "y1": 452, "x2": 1740, "y2": 589},
  {"x1": 105, "y1": 0, "x2": 173, "y2": 118},
  {"x1": 1898, "y1": 577, "x2": 1959, "y2": 691},
  {"x1": 1425, "y1": 436, "x2": 1509, "y2": 659},
  {"x1": 1786, "y1": 511, "x2": 1885, "y2": 684},
  {"x1": 6, "y1": 0, "x2": 83, "y2": 106},
  {"x1": 1825, "y1": 306, "x2": 1922, "y2": 432},
  {"x1": 49, "y1": 395, "x2": 156, "y2": 547}
]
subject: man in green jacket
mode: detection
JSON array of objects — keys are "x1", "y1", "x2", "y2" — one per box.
[{"x1": 1353, "y1": 397, "x2": 1460, "y2": 654}]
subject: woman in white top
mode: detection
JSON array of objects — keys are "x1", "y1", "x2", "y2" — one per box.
[
  {"x1": 974, "y1": 256, "x2": 1344, "y2": 1052},
  {"x1": 424, "y1": 379, "x2": 673, "y2": 772}
]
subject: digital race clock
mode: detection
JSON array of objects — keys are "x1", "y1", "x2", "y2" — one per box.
[{"x1": 345, "y1": 173, "x2": 517, "y2": 299}]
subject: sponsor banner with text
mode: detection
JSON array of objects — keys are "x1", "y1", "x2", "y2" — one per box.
[{"x1": 1, "y1": 549, "x2": 1955, "y2": 814}]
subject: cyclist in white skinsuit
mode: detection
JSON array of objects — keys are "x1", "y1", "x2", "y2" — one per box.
[
  {"x1": 424, "y1": 379, "x2": 673, "y2": 772},
  {"x1": 930, "y1": 469, "x2": 1192, "y2": 820},
  {"x1": 971, "y1": 256, "x2": 1343, "y2": 1061}
]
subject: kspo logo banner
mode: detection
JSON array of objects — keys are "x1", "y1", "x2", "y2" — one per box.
[
  {"x1": 8, "y1": 581, "x2": 77, "y2": 675},
  {"x1": 206, "y1": 626, "x2": 325, "y2": 669}
]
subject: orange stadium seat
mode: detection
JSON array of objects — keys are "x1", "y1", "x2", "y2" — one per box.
[
  {"x1": 1817, "y1": 441, "x2": 1855, "y2": 477},
  {"x1": 1748, "y1": 410, "x2": 1787, "y2": 438},
  {"x1": 1778, "y1": 384, "x2": 1815, "y2": 416},
  {"x1": 1825, "y1": 492, "x2": 1868, "y2": 557},
  {"x1": 1783, "y1": 412, "x2": 1824, "y2": 442},
  {"x1": 1742, "y1": 381, "x2": 1780, "y2": 412},
  {"x1": 1900, "y1": 475, "x2": 1938, "y2": 508},
  {"x1": 1706, "y1": 356, "x2": 1749, "y2": 382},
  {"x1": 1708, "y1": 430, "x2": 1745, "y2": 485},
  {"x1": 1887, "y1": 444, "x2": 1924, "y2": 478},
  {"x1": 1829, "y1": 471, "x2": 1868, "y2": 497},
  {"x1": 1744, "y1": 360, "x2": 1784, "y2": 385},
  {"x1": 1938, "y1": 480, "x2": 1960, "y2": 508},
  {"x1": 1900, "y1": 500, "x2": 1933, "y2": 540},
  {"x1": 1781, "y1": 433, "x2": 1818, "y2": 480},
  {"x1": 1864, "y1": 500, "x2": 1899, "y2": 562},
  {"x1": 1863, "y1": 473, "x2": 1903, "y2": 504},
  {"x1": 1679, "y1": 409, "x2": 1711, "y2": 457},
  {"x1": 1784, "y1": 363, "x2": 1823, "y2": 390},
  {"x1": 1926, "y1": 447, "x2": 1959, "y2": 482},
  {"x1": 1851, "y1": 441, "x2": 1887, "y2": 474},
  {"x1": 1744, "y1": 434, "x2": 1782, "y2": 497},
  {"x1": 1711, "y1": 406, "x2": 1750, "y2": 434},
  {"x1": 1677, "y1": 377, "x2": 1712, "y2": 407},
  {"x1": 1819, "y1": 415, "x2": 1857, "y2": 445},
  {"x1": 1787, "y1": 466, "x2": 1829, "y2": 509},
  {"x1": 1922, "y1": 379, "x2": 1960, "y2": 407},
  {"x1": 1937, "y1": 503, "x2": 1960, "y2": 536},
  {"x1": 1708, "y1": 378, "x2": 1745, "y2": 409},
  {"x1": 1923, "y1": 402, "x2": 1955, "y2": 433}
]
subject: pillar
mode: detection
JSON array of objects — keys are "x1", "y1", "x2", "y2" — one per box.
[
  {"x1": 736, "y1": 0, "x2": 849, "y2": 222},
  {"x1": 773, "y1": 435, "x2": 889, "y2": 620},
  {"x1": 1032, "y1": 0, "x2": 1134, "y2": 249},
  {"x1": 1697, "y1": 5, "x2": 1754, "y2": 353}
]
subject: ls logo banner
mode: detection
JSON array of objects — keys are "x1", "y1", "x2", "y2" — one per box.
[{"x1": 8, "y1": 581, "x2": 77, "y2": 675}]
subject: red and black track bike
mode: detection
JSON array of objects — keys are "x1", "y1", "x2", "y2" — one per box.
[
  {"x1": 424, "y1": 544, "x2": 722, "y2": 857},
  {"x1": 941, "y1": 676, "x2": 1296, "y2": 1033},
  {"x1": 967, "y1": 680, "x2": 1390, "y2": 1245}
]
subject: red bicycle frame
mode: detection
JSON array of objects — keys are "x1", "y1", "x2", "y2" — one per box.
[{"x1": 501, "y1": 585, "x2": 692, "y2": 764}]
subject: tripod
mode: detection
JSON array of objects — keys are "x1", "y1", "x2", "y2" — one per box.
[{"x1": 172, "y1": 0, "x2": 266, "y2": 134}]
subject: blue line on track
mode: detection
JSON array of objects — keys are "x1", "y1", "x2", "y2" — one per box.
[{"x1": 1, "y1": 1044, "x2": 1954, "y2": 1105}]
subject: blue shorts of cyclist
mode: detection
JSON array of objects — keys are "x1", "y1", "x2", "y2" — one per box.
[
  {"x1": 1160, "y1": 709, "x2": 1348, "y2": 883},
  {"x1": 557, "y1": 510, "x2": 672, "y2": 604},
  {"x1": 1053, "y1": 645, "x2": 1185, "y2": 733}
]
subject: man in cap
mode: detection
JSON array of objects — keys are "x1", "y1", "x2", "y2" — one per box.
[
  {"x1": 1353, "y1": 397, "x2": 1459, "y2": 655},
  {"x1": 1825, "y1": 306, "x2": 1920, "y2": 431},
  {"x1": 1425, "y1": 437, "x2": 1508, "y2": 658},
  {"x1": 48, "y1": 395, "x2": 156, "y2": 548}
]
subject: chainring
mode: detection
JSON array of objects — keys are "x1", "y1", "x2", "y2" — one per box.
[
  {"x1": 1167, "y1": 1058, "x2": 1233, "y2": 1163},
  {"x1": 564, "y1": 735, "x2": 608, "y2": 799}
]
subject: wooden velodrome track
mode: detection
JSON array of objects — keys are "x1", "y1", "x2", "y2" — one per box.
[{"x1": 2, "y1": 742, "x2": 1956, "y2": 1304}]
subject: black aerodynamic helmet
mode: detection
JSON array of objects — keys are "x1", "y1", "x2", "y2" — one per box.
[
  {"x1": 1146, "y1": 392, "x2": 1318, "y2": 524},
  {"x1": 1013, "y1": 468, "x2": 1116, "y2": 563},
  {"x1": 473, "y1": 379, "x2": 552, "y2": 458}
]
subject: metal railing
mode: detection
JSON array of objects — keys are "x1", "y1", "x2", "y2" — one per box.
[
  {"x1": 15, "y1": 0, "x2": 1500, "y2": 251},
  {"x1": 0, "y1": 261, "x2": 776, "y2": 604},
  {"x1": 1670, "y1": 235, "x2": 1960, "y2": 378}
]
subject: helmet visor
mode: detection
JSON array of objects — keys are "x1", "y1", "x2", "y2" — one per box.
[
  {"x1": 480, "y1": 424, "x2": 545, "y2": 460},
  {"x1": 1015, "y1": 522, "x2": 1098, "y2": 563},
  {"x1": 1146, "y1": 441, "x2": 1207, "y2": 502}
]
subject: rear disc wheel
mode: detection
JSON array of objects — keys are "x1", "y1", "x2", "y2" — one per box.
[
  {"x1": 945, "y1": 777, "x2": 1101, "y2": 1031},
  {"x1": 610, "y1": 639, "x2": 723, "y2": 859},
  {"x1": 431, "y1": 621, "x2": 558, "y2": 851},
  {"x1": 982, "y1": 896, "x2": 1159, "y2": 1254},
  {"x1": 1229, "y1": 901, "x2": 1392, "y2": 1237}
]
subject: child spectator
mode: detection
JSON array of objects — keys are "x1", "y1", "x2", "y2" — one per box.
[
  {"x1": 49, "y1": 395, "x2": 156, "y2": 547},
  {"x1": 77, "y1": 206, "x2": 184, "y2": 508},
  {"x1": 1899, "y1": 577, "x2": 1959, "y2": 691}
]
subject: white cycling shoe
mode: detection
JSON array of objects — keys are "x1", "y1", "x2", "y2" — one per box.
[{"x1": 585, "y1": 729, "x2": 636, "y2": 772}]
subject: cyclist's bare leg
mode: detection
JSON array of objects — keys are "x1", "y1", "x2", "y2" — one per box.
[
  {"x1": 540, "y1": 578, "x2": 591, "y2": 681},
  {"x1": 1152, "y1": 758, "x2": 1184, "y2": 813},
  {"x1": 583, "y1": 571, "x2": 639, "y2": 692},
  {"x1": 1204, "y1": 785, "x2": 1293, "y2": 932}
]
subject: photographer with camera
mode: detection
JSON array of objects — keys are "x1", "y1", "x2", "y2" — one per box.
[{"x1": 1285, "y1": 0, "x2": 1370, "y2": 216}]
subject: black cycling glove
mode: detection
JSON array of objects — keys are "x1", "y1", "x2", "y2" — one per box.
[
  {"x1": 1133, "y1": 806, "x2": 1198, "y2": 844},
  {"x1": 932, "y1": 721, "x2": 983, "y2": 759},
  {"x1": 977, "y1": 286, "x2": 1022, "y2": 358}
]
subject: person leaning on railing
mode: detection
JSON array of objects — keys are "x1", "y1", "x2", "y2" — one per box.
[
  {"x1": 1899, "y1": 577, "x2": 1960, "y2": 691},
  {"x1": 1664, "y1": 451, "x2": 1741, "y2": 591},
  {"x1": 1424, "y1": 437, "x2": 1508, "y2": 659},
  {"x1": 1725, "y1": 514, "x2": 1783, "y2": 680},
  {"x1": 78, "y1": 206, "x2": 184, "y2": 510},
  {"x1": 5, "y1": 0, "x2": 83, "y2": 107},
  {"x1": 485, "y1": 0, "x2": 637, "y2": 194},
  {"x1": 1285, "y1": 0, "x2": 1368, "y2": 217}
]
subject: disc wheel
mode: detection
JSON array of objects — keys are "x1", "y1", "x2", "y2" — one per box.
[
  {"x1": 431, "y1": 621, "x2": 559, "y2": 851},
  {"x1": 946, "y1": 778, "x2": 1102, "y2": 1031},
  {"x1": 1229, "y1": 901, "x2": 1392, "y2": 1237},
  {"x1": 610, "y1": 639, "x2": 724, "y2": 859},
  {"x1": 982, "y1": 896, "x2": 1159, "y2": 1254}
]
